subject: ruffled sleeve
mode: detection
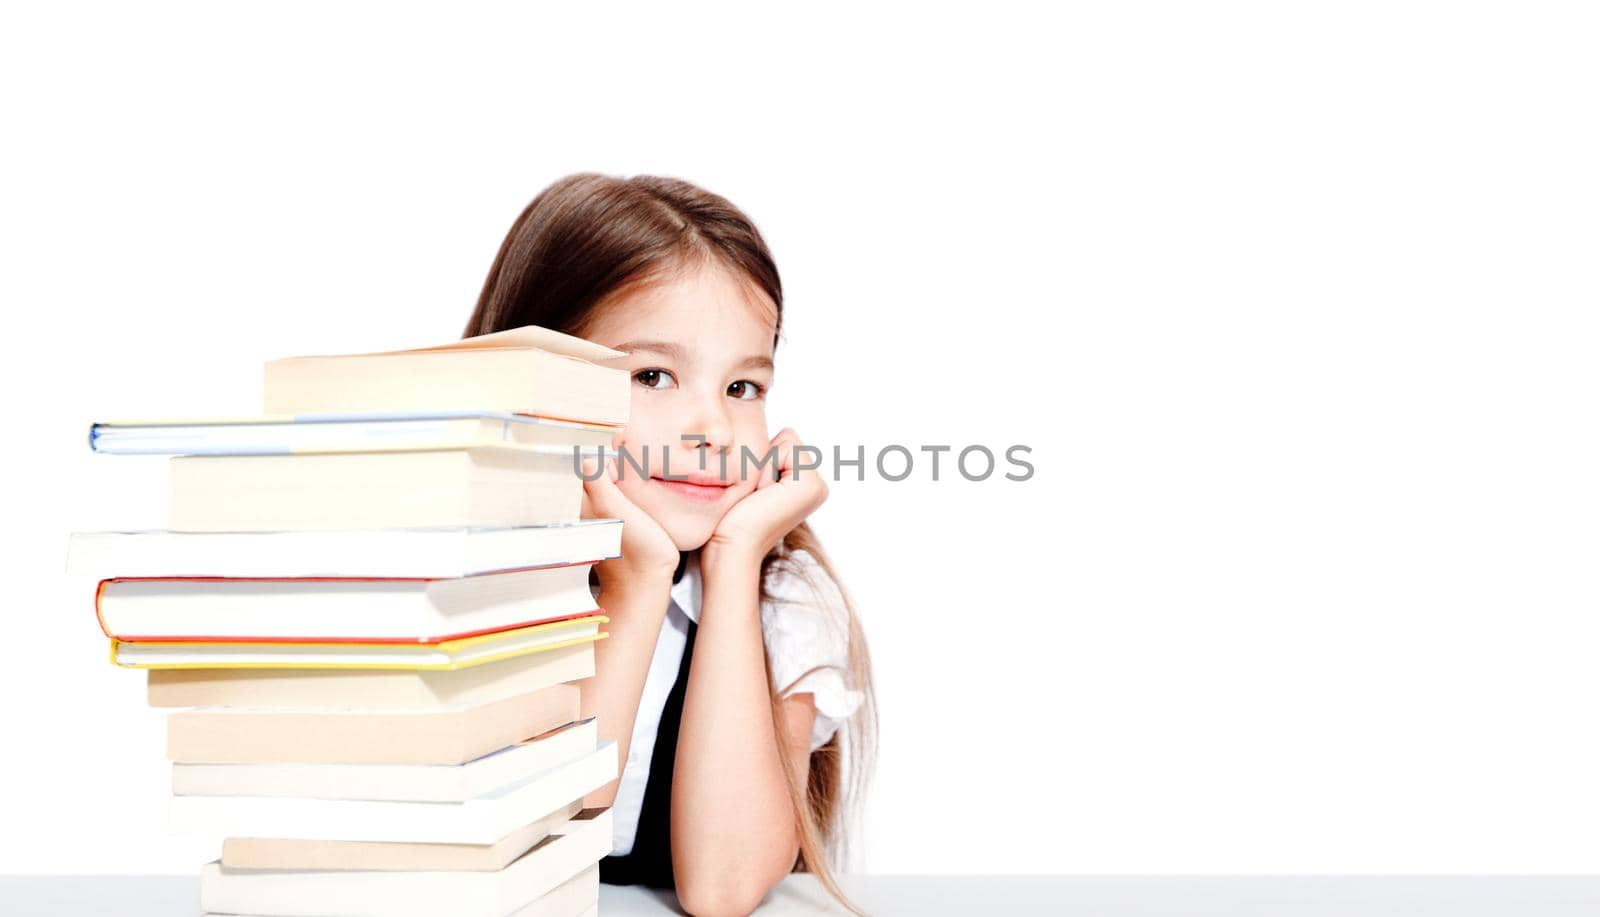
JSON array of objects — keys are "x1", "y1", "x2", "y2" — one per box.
[{"x1": 760, "y1": 548, "x2": 865, "y2": 753}]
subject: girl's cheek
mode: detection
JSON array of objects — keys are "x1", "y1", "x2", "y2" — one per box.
[{"x1": 610, "y1": 431, "x2": 663, "y2": 475}]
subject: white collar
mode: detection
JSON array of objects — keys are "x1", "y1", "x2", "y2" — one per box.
[{"x1": 669, "y1": 550, "x2": 703, "y2": 624}]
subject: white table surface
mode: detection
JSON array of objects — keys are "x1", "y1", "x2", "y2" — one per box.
[{"x1": 6, "y1": 874, "x2": 1600, "y2": 915}]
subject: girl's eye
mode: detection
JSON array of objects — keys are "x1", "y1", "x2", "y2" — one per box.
[
  {"x1": 728, "y1": 380, "x2": 766, "y2": 401},
  {"x1": 633, "y1": 369, "x2": 676, "y2": 390}
]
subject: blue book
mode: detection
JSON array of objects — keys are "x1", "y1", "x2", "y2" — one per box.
[{"x1": 88, "y1": 409, "x2": 619, "y2": 456}]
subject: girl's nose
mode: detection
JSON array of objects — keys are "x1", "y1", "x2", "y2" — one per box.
[{"x1": 687, "y1": 396, "x2": 735, "y2": 463}]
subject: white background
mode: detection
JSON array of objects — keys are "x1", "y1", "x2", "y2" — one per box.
[{"x1": 3, "y1": 1, "x2": 1598, "y2": 876}]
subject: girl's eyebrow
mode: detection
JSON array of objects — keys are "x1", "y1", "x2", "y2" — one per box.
[
  {"x1": 616, "y1": 340, "x2": 773, "y2": 373},
  {"x1": 615, "y1": 340, "x2": 687, "y2": 361}
]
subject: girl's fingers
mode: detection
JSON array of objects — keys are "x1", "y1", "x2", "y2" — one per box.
[
  {"x1": 578, "y1": 458, "x2": 603, "y2": 517},
  {"x1": 582, "y1": 457, "x2": 628, "y2": 515},
  {"x1": 581, "y1": 455, "x2": 620, "y2": 487},
  {"x1": 760, "y1": 427, "x2": 801, "y2": 489},
  {"x1": 773, "y1": 428, "x2": 828, "y2": 508}
]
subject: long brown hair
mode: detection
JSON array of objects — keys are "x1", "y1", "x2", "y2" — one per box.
[{"x1": 464, "y1": 173, "x2": 878, "y2": 912}]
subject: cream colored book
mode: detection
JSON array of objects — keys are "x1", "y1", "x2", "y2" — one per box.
[
  {"x1": 167, "y1": 683, "x2": 580, "y2": 765},
  {"x1": 176, "y1": 718, "x2": 598, "y2": 802},
  {"x1": 147, "y1": 640, "x2": 596, "y2": 709},
  {"x1": 263, "y1": 324, "x2": 630, "y2": 425},
  {"x1": 168, "y1": 446, "x2": 583, "y2": 532},
  {"x1": 173, "y1": 747, "x2": 617, "y2": 844},
  {"x1": 220, "y1": 799, "x2": 584, "y2": 871}
]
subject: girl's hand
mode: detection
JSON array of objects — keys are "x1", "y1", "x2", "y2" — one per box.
[
  {"x1": 705, "y1": 427, "x2": 828, "y2": 570},
  {"x1": 580, "y1": 455, "x2": 680, "y2": 600}
]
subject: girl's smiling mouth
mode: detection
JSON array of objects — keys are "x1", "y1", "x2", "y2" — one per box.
[{"x1": 650, "y1": 474, "x2": 735, "y2": 503}]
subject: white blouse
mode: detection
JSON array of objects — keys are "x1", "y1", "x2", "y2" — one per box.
[{"x1": 608, "y1": 547, "x2": 864, "y2": 857}]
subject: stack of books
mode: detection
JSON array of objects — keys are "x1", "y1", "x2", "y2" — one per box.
[{"x1": 67, "y1": 326, "x2": 632, "y2": 917}]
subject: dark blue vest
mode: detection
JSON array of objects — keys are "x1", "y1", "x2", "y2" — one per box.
[{"x1": 598, "y1": 552, "x2": 694, "y2": 888}]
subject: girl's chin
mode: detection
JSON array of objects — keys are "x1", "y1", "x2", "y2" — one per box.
[
  {"x1": 617, "y1": 482, "x2": 751, "y2": 550},
  {"x1": 629, "y1": 501, "x2": 723, "y2": 552},
  {"x1": 660, "y1": 520, "x2": 718, "y2": 553}
]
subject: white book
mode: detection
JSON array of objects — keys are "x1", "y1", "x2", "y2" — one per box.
[
  {"x1": 171, "y1": 742, "x2": 617, "y2": 844},
  {"x1": 202, "y1": 849, "x2": 605, "y2": 917},
  {"x1": 66, "y1": 520, "x2": 621, "y2": 579},
  {"x1": 204, "y1": 887, "x2": 598, "y2": 917},
  {"x1": 174, "y1": 718, "x2": 598, "y2": 802},
  {"x1": 94, "y1": 563, "x2": 600, "y2": 643}
]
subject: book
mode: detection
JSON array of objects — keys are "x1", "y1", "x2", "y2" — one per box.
[
  {"x1": 172, "y1": 744, "x2": 618, "y2": 844},
  {"x1": 146, "y1": 639, "x2": 596, "y2": 709},
  {"x1": 174, "y1": 718, "x2": 598, "y2": 802},
  {"x1": 262, "y1": 325, "x2": 630, "y2": 425},
  {"x1": 87, "y1": 409, "x2": 619, "y2": 456},
  {"x1": 113, "y1": 614, "x2": 607, "y2": 670},
  {"x1": 202, "y1": 844, "x2": 607, "y2": 917},
  {"x1": 169, "y1": 446, "x2": 585, "y2": 532},
  {"x1": 202, "y1": 902, "x2": 596, "y2": 917},
  {"x1": 220, "y1": 799, "x2": 586, "y2": 872},
  {"x1": 67, "y1": 520, "x2": 622, "y2": 579},
  {"x1": 75, "y1": 323, "x2": 626, "y2": 917},
  {"x1": 205, "y1": 902, "x2": 596, "y2": 917},
  {"x1": 166, "y1": 684, "x2": 581, "y2": 766},
  {"x1": 93, "y1": 563, "x2": 601, "y2": 644}
]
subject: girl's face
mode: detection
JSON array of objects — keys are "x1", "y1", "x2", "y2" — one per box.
[{"x1": 583, "y1": 259, "x2": 779, "y2": 551}]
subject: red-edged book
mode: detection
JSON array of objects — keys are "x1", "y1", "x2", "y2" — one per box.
[{"x1": 95, "y1": 561, "x2": 601, "y2": 645}]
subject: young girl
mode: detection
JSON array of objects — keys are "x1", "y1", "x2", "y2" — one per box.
[{"x1": 461, "y1": 174, "x2": 877, "y2": 916}]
